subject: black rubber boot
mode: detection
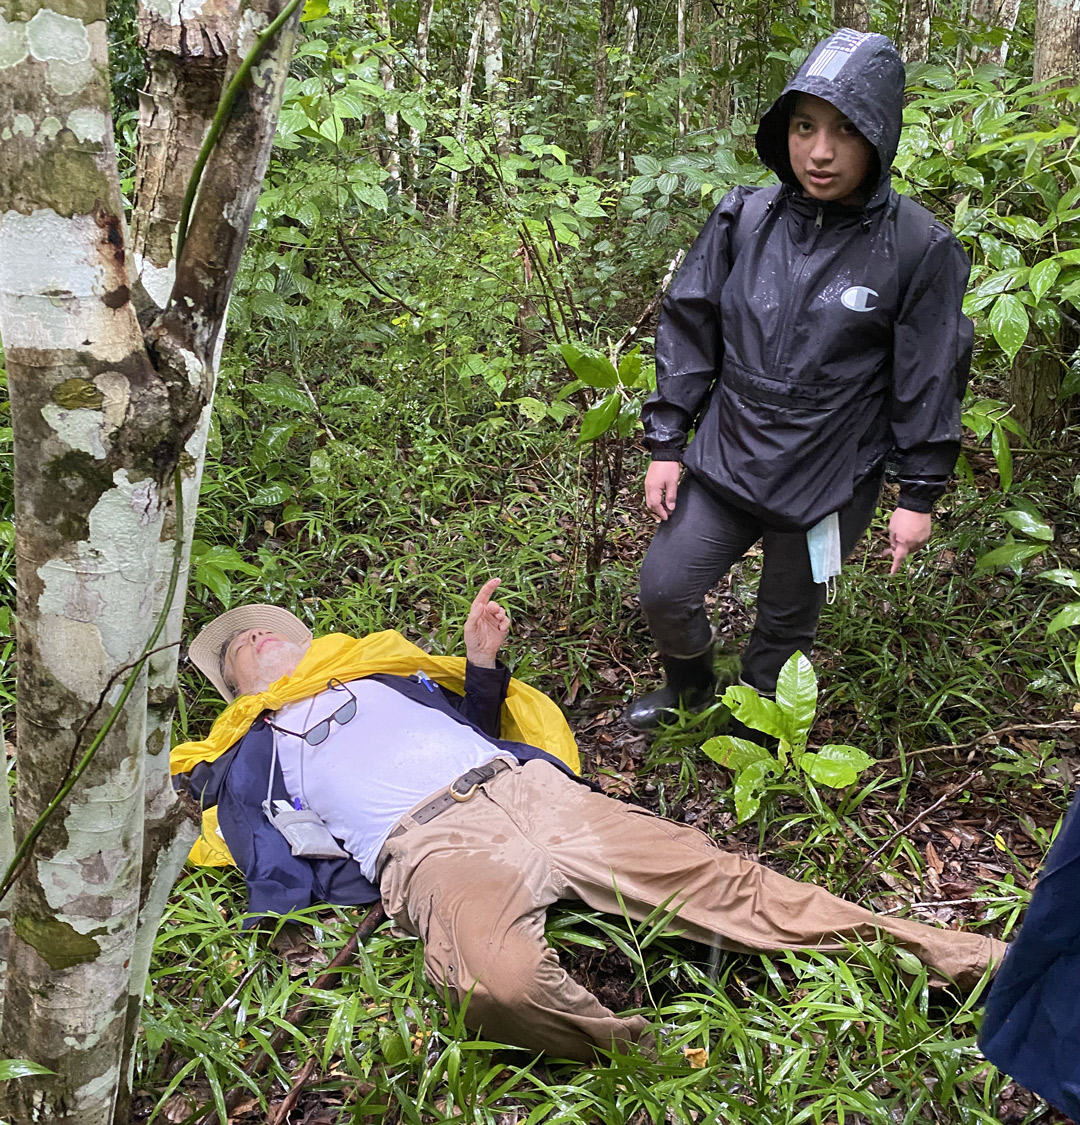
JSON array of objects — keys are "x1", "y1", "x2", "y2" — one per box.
[{"x1": 623, "y1": 650, "x2": 717, "y2": 730}]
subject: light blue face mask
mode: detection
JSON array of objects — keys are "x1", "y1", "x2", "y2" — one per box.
[{"x1": 807, "y1": 511, "x2": 841, "y2": 603}]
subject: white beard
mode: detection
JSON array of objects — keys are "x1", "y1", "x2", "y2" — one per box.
[{"x1": 249, "y1": 640, "x2": 308, "y2": 694}]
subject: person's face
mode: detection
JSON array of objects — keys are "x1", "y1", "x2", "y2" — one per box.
[
  {"x1": 787, "y1": 93, "x2": 874, "y2": 205},
  {"x1": 222, "y1": 629, "x2": 307, "y2": 697}
]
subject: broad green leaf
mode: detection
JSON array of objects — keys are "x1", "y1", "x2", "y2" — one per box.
[
  {"x1": 0, "y1": 1060, "x2": 56, "y2": 1080},
  {"x1": 733, "y1": 759, "x2": 780, "y2": 824},
  {"x1": 657, "y1": 172, "x2": 679, "y2": 195},
  {"x1": 990, "y1": 423, "x2": 1014, "y2": 491},
  {"x1": 721, "y1": 685, "x2": 788, "y2": 741},
  {"x1": 249, "y1": 383, "x2": 314, "y2": 413},
  {"x1": 617, "y1": 349, "x2": 643, "y2": 387},
  {"x1": 800, "y1": 744, "x2": 874, "y2": 789},
  {"x1": 1001, "y1": 508, "x2": 1053, "y2": 540},
  {"x1": 1029, "y1": 258, "x2": 1062, "y2": 303},
  {"x1": 632, "y1": 154, "x2": 662, "y2": 176},
  {"x1": 629, "y1": 175, "x2": 655, "y2": 196},
  {"x1": 579, "y1": 392, "x2": 620, "y2": 442},
  {"x1": 774, "y1": 651, "x2": 816, "y2": 749},
  {"x1": 1040, "y1": 568, "x2": 1080, "y2": 590},
  {"x1": 300, "y1": 0, "x2": 329, "y2": 19},
  {"x1": 702, "y1": 735, "x2": 774, "y2": 771},
  {"x1": 354, "y1": 183, "x2": 388, "y2": 211},
  {"x1": 1046, "y1": 604, "x2": 1080, "y2": 635},
  {"x1": 973, "y1": 537, "x2": 1047, "y2": 574},
  {"x1": 988, "y1": 293, "x2": 1028, "y2": 360},
  {"x1": 251, "y1": 483, "x2": 293, "y2": 507},
  {"x1": 558, "y1": 344, "x2": 617, "y2": 388},
  {"x1": 251, "y1": 422, "x2": 298, "y2": 469},
  {"x1": 573, "y1": 196, "x2": 606, "y2": 218},
  {"x1": 191, "y1": 544, "x2": 260, "y2": 576},
  {"x1": 645, "y1": 210, "x2": 669, "y2": 238}
]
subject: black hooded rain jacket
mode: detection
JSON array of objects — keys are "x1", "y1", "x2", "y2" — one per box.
[{"x1": 642, "y1": 30, "x2": 974, "y2": 532}]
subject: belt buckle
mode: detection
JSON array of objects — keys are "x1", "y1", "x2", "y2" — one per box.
[
  {"x1": 449, "y1": 780, "x2": 479, "y2": 802},
  {"x1": 449, "y1": 764, "x2": 491, "y2": 803}
]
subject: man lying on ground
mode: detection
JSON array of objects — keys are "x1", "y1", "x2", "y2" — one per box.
[{"x1": 173, "y1": 579, "x2": 1006, "y2": 1062}]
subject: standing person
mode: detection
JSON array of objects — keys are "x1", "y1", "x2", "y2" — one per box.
[{"x1": 625, "y1": 29, "x2": 973, "y2": 729}]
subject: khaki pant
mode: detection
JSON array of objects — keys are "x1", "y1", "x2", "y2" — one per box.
[{"x1": 378, "y1": 760, "x2": 1006, "y2": 1061}]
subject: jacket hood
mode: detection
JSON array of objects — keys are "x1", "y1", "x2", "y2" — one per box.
[{"x1": 755, "y1": 29, "x2": 904, "y2": 203}]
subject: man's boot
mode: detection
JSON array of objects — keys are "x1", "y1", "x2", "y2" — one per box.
[{"x1": 623, "y1": 650, "x2": 717, "y2": 730}]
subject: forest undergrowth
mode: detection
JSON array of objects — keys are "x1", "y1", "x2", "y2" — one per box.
[{"x1": 129, "y1": 387, "x2": 1080, "y2": 1124}]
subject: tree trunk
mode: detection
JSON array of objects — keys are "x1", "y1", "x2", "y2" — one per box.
[
  {"x1": 448, "y1": 0, "x2": 485, "y2": 219},
  {"x1": 617, "y1": 4, "x2": 638, "y2": 178},
  {"x1": 901, "y1": 0, "x2": 931, "y2": 63},
  {"x1": 1033, "y1": 0, "x2": 1080, "y2": 82},
  {"x1": 677, "y1": 0, "x2": 687, "y2": 135},
  {"x1": 373, "y1": 0, "x2": 401, "y2": 185},
  {"x1": 967, "y1": 0, "x2": 1023, "y2": 64},
  {"x1": 482, "y1": 0, "x2": 509, "y2": 154},
  {"x1": 588, "y1": 0, "x2": 615, "y2": 173},
  {"x1": 406, "y1": 0, "x2": 435, "y2": 197},
  {"x1": 0, "y1": 0, "x2": 301, "y2": 1117},
  {"x1": 833, "y1": 0, "x2": 870, "y2": 31}
]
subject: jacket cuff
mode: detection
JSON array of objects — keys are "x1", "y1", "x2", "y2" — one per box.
[
  {"x1": 464, "y1": 658, "x2": 511, "y2": 692},
  {"x1": 896, "y1": 476, "x2": 948, "y2": 513},
  {"x1": 648, "y1": 449, "x2": 684, "y2": 462}
]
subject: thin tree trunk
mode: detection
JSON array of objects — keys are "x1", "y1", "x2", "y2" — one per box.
[
  {"x1": 448, "y1": 1, "x2": 485, "y2": 219},
  {"x1": 677, "y1": 0, "x2": 687, "y2": 135},
  {"x1": 833, "y1": 0, "x2": 870, "y2": 30},
  {"x1": 373, "y1": 0, "x2": 400, "y2": 185},
  {"x1": 516, "y1": 0, "x2": 540, "y2": 92},
  {"x1": 482, "y1": 0, "x2": 509, "y2": 155},
  {"x1": 1033, "y1": 0, "x2": 1080, "y2": 82},
  {"x1": 406, "y1": 0, "x2": 435, "y2": 199},
  {"x1": 617, "y1": 4, "x2": 638, "y2": 178},
  {"x1": 901, "y1": 0, "x2": 931, "y2": 63},
  {"x1": 588, "y1": 0, "x2": 616, "y2": 173}
]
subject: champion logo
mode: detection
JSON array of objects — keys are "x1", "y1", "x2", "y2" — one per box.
[{"x1": 841, "y1": 285, "x2": 878, "y2": 312}]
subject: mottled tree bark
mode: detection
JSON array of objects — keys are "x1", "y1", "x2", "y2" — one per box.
[
  {"x1": 901, "y1": 0, "x2": 931, "y2": 63},
  {"x1": 448, "y1": 0, "x2": 484, "y2": 219},
  {"x1": 833, "y1": 0, "x2": 870, "y2": 31},
  {"x1": 0, "y1": 0, "x2": 300, "y2": 1118},
  {"x1": 482, "y1": 0, "x2": 509, "y2": 154},
  {"x1": 372, "y1": 0, "x2": 400, "y2": 183},
  {"x1": 1033, "y1": 0, "x2": 1080, "y2": 82},
  {"x1": 587, "y1": 0, "x2": 614, "y2": 172}
]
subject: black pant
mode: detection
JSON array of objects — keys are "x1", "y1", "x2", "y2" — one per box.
[{"x1": 638, "y1": 471, "x2": 883, "y2": 693}]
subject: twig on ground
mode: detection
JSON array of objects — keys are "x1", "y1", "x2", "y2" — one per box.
[
  {"x1": 196, "y1": 902, "x2": 387, "y2": 1125},
  {"x1": 270, "y1": 1055, "x2": 318, "y2": 1125},
  {"x1": 875, "y1": 719, "x2": 1080, "y2": 766},
  {"x1": 844, "y1": 769, "x2": 981, "y2": 892}
]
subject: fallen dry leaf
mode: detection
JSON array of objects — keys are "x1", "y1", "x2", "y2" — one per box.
[{"x1": 683, "y1": 1046, "x2": 709, "y2": 1068}]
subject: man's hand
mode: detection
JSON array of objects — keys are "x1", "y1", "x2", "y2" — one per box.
[
  {"x1": 884, "y1": 508, "x2": 932, "y2": 575},
  {"x1": 464, "y1": 578, "x2": 510, "y2": 668},
  {"x1": 645, "y1": 461, "x2": 681, "y2": 521}
]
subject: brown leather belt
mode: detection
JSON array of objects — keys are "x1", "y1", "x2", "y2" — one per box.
[{"x1": 377, "y1": 758, "x2": 512, "y2": 874}]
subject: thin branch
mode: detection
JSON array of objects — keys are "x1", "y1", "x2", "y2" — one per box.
[
  {"x1": 843, "y1": 769, "x2": 982, "y2": 891},
  {"x1": 875, "y1": 719, "x2": 1080, "y2": 765},
  {"x1": 270, "y1": 1055, "x2": 317, "y2": 1125},
  {"x1": 336, "y1": 227, "x2": 424, "y2": 316},
  {"x1": 615, "y1": 249, "x2": 684, "y2": 354}
]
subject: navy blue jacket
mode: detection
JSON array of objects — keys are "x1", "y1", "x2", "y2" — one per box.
[
  {"x1": 177, "y1": 664, "x2": 582, "y2": 923},
  {"x1": 980, "y1": 789, "x2": 1080, "y2": 1119}
]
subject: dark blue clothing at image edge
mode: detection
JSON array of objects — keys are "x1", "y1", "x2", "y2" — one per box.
[
  {"x1": 642, "y1": 30, "x2": 974, "y2": 532},
  {"x1": 177, "y1": 663, "x2": 584, "y2": 924},
  {"x1": 979, "y1": 788, "x2": 1080, "y2": 1121}
]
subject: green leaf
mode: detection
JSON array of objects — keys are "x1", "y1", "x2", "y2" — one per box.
[
  {"x1": 617, "y1": 349, "x2": 643, "y2": 387},
  {"x1": 558, "y1": 343, "x2": 617, "y2": 388},
  {"x1": 733, "y1": 759, "x2": 779, "y2": 823},
  {"x1": 657, "y1": 172, "x2": 679, "y2": 195},
  {"x1": 354, "y1": 183, "x2": 389, "y2": 211},
  {"x1": 702, "y1": 735, "x2": 774, "y2": 772},
  {"x1": 1001, "y1": 508, "x2": 1053, "y2": 541},
  {"x1": 800, "y1": 744, "x2": 874, "y2": 788},
  {"x1": 251, "y1": 422, "x2": 298, "y2": 470},
  {"x1": 0, "y1": 1059, "x2": 56, "y2": 1080},
  {"x1": 249, "y1": 383, "x2": 314, "y2": 413},
  {"x1": 720, "y1": 685, "x2": 788, "y2": 741},
  {"x1": 774, "y1": 651, "x2": 816, "y2": 750},
  {"x1": 645, "y1": 210, "x2": 669, "y2": 239},
  {"x1": 1046, "y1": 604, "x2": 1080, "y2": 636},
  {"x1": 973, "y1": 537, "x2": 1047, "y2": 574},
  {"x1": 300, "y1": 0, "x2": 329, "y2": 19},
  {"x1": 251, "y1": 483, "x2": 294, "y2": 507},
  {"x1": 632, "y1": 154, "x2": 662, "y2": 176},
  {"x1": 1029, "y1": 258, "x2": 1062, "y2": 303},
  {"x1": 1040, "y1": 568, "x2": 1080, "y2": 590},
  {"x1": 988, "y1": 293, "x2": 1028, "y2": 361},
  {"x1": 579, "y1": 393, "x2": 620, "y2": 442},
  {"x1": 990, "y1": 423, "x2": 1014, "y2": 491},
  {"x1": 628, "y1": 175, "x2": 655, "y2": 196},
  {"x1": 191, "y1": 544, "x2": 261, "y2": 576}
]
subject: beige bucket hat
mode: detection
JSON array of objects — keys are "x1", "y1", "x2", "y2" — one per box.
[{"x1": 188, "y1": 605, "x2": 313, "y2": 702}]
